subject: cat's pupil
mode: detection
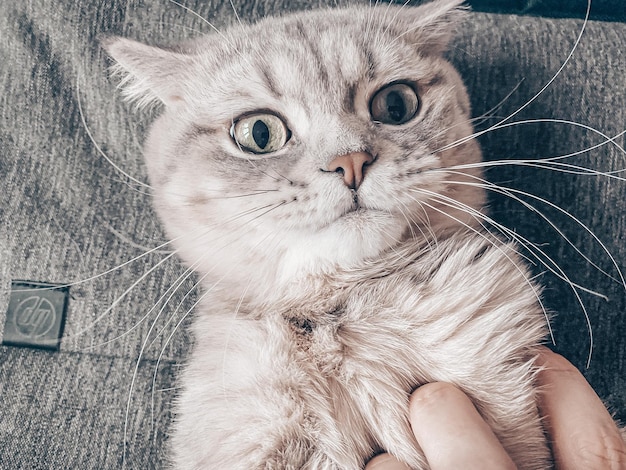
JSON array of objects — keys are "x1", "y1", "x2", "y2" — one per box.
[
  {"x1": 252, "y1": 120, "x2": 270, "y2": 149},
  {"x1": 386, "y1": 91, "x2": 406, "y2": 122}
]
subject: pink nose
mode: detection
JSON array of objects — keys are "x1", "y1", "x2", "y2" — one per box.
[{"x1": 327, "y1": 151, "x2": 375, "y2": 190}]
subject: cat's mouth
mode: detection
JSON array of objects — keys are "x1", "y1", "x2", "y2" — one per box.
[
  {"x1": 341, "y1": 190, "x2": 365, "y2": 214},
  {"x1": 338, "y1": 196, "x2": 380, "y2": 220},
  {"x1": 351, "y1": 189, "x2": 361, "y2": 208},
  {"x1": 323, "y1": 189, "x2": 391, "y2": 230}
]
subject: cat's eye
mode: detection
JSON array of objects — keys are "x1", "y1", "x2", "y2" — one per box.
[
  {"x1": 231, "y1": 113, "x2": 290, "y2": 154},
  {"x1": 370, "y1": 83, "x2": 419, "y2": 125}
]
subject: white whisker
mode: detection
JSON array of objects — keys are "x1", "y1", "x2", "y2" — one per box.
[
  {"x1": 433, "y1": 0, "x2": 594, "y2": 157},
  {"x1": 69, "y1": 250, "x2": 179, "y2": 343},
  {"x1": 166, "y1": 0, "x2": 255, "y2": 70},
  {"x1": 77, "y1": 76, "x2": 151, "y2": 190},
  {"x1": 440, "y1": 170, "x2": 626, "y2": 289},
  {"x1": 438, "y1": 119, "x2": 626, "y2": 158},
  {"x1": 410, "y1": 187, "x2": 600, "y2": 366},
  {"x1": 103, "y1": 221, "x2": 173, "y2": 254}
]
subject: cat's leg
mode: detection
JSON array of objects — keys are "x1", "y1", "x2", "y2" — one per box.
[
  {"x1": 170, "y1": 313, "x2": 358, "y2": 469},
  {"x1": 169, "y1": 314, "x2": 310, "y2": 468}
]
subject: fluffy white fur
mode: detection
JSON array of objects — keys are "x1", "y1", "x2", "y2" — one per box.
[
  {"x1": 105, "y1": 1, "x2": 568, "y2": 468},
  {"x1": 175, "y1": 233, "x2": 550, "y2": 468}
]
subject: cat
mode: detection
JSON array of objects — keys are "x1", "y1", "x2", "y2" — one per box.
[{"x1": 103, "y1": 0, "x2": 606, "y2": 468}]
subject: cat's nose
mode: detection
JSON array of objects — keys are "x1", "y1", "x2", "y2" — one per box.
[{"x1": 327, "y1": 151, "x2": 375, "y2": 190}]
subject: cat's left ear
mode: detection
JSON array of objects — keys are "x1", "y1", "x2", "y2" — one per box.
[
  {"x1": 399, "y1": 0, "x2": 468, "y2": 55},
  {"x1": 103, "y1": 36, "x2": 193, "y2": 109}
]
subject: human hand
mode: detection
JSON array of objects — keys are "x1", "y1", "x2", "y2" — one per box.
[{"x1": 365, "y1": 348, "x2": 626, "y2": 470}]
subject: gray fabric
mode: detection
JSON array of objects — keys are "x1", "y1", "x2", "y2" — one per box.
[
  {"x1": 468, "y1": 0, "x2": 626, "y2": 22},
  {"x1": 451, "y1": 13, "x2": 626, "y2": 416},
  {"x1": 1, "y1": 1, "x2": 625, "y2": 468},
  {"x1": 0, "y1": 348, "x2": 176, "y2": 468}
]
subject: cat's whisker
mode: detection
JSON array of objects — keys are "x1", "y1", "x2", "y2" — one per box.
[
  {"x1": 431, "y1": 83, "x2": 526, "y2": 146},
  {"x1": 268, "y1": 167, "x2": 294, "y2": 185},
  {"x1": 6, "y1": 231, "x2": 190, "y2": 297},
  {"x1": 405, "y1": 189, "x2": 535, "y2": 270},
  {"x1": 146, "y1": 224, "x2": 290, "y2": 428},
  {"x1": 146, "y1": 227, "x2": 283, "y2": 437},
  {"x1": 390, "y1": 195, "x2": 418, "y2": 241},
  {"x1": 412, "y1": 189, "x2": 547, "y2": 282},
  {"x1": 413, "y1": 187, "x2": 606, "y2": 298},
  {"x1": 367, "y1": 0, "x2": 387, "y2": 37},
  {"x1": 428, "y1": 0, "x2": 593, "y2": 158},
  {"x1": 61, "y1": 201, "x2": 280, "y2": 343},
  {"x1": 215, "y1": 228, "x2": 294, "y2": 409},
  {"x1": 81, "y1": 255, "x2": 201, "y2": 352},
  {"x1": 370, "y1": 0, "x2": 415, "y2": 61},
  {"x1": 77, "y1": 77, "x2": 152, "y2": 191},
  {"x1": 377, "y1": 0, "x2": 416, "y2": 51},
  {"x1": 414, "y1": 203, "x2": 441, "y2": 251},
  {"x1": 221, "y1": 201, "x2": 285, "y2": 224},
  {"x1": 447, "y1": 159, "x2": 626, "y2": 181},
  {"x1": 410, "y1": 187, "x2": 599, "y2": 367},
  {"x1": 227, "y1": 0, "x2": 244, "y2": 28},
  {"x1": 179, "y1": 189, "x2": 281, "y2": 204},
  {"x1": 432, "y1": 0, "x2": 593, "y2": 156},
  {"x1": 437, "y1": 118, "x2": 626, "y2": 157},
  {"x1": 102, "y1": 207, "x2": 282, "y2": 360},
  {"x1": 390, "y1": 194, "x2": 439, "y2": 252},
  {"x1": 103, "y1": 221, "x2": 174, "y2": 254},
  {"x1": 374, "y1": 217, "x2": 419, "y2": 264},
  {"x1": 242, "y1": 198, "x2": 296, "y2": 225},
  {"x1": 439, "y1": 126, "x2": 626, "y2": 173},
  {"x1": 440, "y1": 170, "x2": 626, "y2": 289},
  {"x1": 408, "y1": 191, "x2": 556, "y2": 342},
  {"x1": 470, "y1": 79, "x2": 526, "y2": 129},
  {"x1": 146, "y1": 199, "x2": 294, "y2": 348},
  {"x1": 521, "y1": 160, "x2": 626, "y2": 179},
  {"x1": 146, "y1": 258, "x2": 218, "y2": 430},
  {"x1": 146, "y1": 231, "x2": 267, "y2": 352},
  {"x1": 166, "y1": 0, "x2": 255, "y2": 70},
  {"x1": 67, "y1": 250, "x2": 180, "y2": 344},
  {"x1": 126, "y1": 245, "x2": 235, "y2": 465},
  {"x1": 490, "y1": 0, "x2": 591, "y2": 128},
  {"x1": 242, "y1": 155, "x2": 292, "y2": 184}
]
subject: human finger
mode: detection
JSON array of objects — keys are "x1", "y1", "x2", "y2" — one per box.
[
  {"x1": 409, "y1": 382, "x2": 516, "y2": 470},
  {"x1": 535, "y1": 348, "x2": 626, "y2": 470},
  {"x1": 364, "y1": 453, "x2": 410, "y2": 470}
]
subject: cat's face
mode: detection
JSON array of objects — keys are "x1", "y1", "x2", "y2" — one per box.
[{"x1": 106, "y1": 0, "x2": 485, "y2": 296}]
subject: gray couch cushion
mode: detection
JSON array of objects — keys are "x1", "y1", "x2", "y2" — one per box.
[
  {"x1": 469, "y1": 0, "x2": 626, "y2": 22},
  {"x1": 1, "y1": 0, "x2": 625, "y2": 467}
]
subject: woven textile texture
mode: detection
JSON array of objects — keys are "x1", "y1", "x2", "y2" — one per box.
[
  {"x1": 469, "y1": 0, "x2": 626, "y2": 22},
  {"x1": 1, "y1": 0, "x2": 625, "y2": 467}
]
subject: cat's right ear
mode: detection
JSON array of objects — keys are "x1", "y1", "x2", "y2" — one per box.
[
  {"x1": 102, "y1": 36, "x2": 193, "y2": 110},
  {"x1": 398, "y1": 0, "x2": 468, "y2": 56}
]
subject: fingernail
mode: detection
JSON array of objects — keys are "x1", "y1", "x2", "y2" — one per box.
[{"x1": 365, "y1": 454, "x2": 411, "y2": 470}]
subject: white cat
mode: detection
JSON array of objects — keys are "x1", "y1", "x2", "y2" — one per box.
[{"x1": 104, "y1": 0, "x2": 609, "y2": 468}]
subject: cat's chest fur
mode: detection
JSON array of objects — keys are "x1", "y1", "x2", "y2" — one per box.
[{"x1": 172, "y1": 232, "x2": 550, "y2": 469}]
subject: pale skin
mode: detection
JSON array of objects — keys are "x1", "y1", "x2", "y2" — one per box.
[{"x1": 365, "y1": 348, "x2": 626, "y2": 470}]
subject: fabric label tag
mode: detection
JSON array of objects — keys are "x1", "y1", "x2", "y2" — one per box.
[{"x1": 3, "y1": 281, "x2": 69, "y2": 351}]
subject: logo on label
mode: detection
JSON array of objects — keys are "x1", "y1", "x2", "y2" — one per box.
[{"x1": 13, "y1": 296, "x2": 56, "y2": 338}]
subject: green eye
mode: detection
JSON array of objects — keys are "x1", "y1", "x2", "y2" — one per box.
[
  {"x1": 231, "y1": 113, "x2": 290, "y2": 154},
  {"x1": 370, "y1": 83, "x2": 419, "y2": 125}
]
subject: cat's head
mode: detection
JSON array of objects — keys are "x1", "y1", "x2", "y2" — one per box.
[{"x1": 105, "y1": 0, "x2": 485, "y2": 297}]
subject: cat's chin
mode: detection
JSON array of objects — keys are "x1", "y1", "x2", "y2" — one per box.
[{"x1": 275, "y1": 209, "x2": 405, "y2": 282}]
